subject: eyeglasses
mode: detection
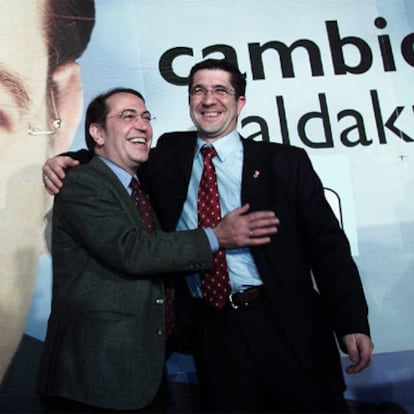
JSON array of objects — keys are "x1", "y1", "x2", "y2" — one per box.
[
  {"x1": 106, "y1": 109, "x2": 155, "y2": 124},
  {"x1": 27, "y1": 118, "x2": 61, "y2": 136},
  {"x1": 189, "y1": 86, "x2": 236, "y2": 98},
  {"x1": 26, "y1": 90, "x2": 61, "y2": 136}
]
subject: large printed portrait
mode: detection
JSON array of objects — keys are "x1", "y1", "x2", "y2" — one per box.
[{"x1": 0, "y1": 0, "x2": 94, "y2": 388}]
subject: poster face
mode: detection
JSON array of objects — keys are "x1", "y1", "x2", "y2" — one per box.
[
  {"x1": 1, "y1": 0, "x2": 413, "y2": 412},
  {"x1": 0, "y1": 0, "x2": 94, "y2": 394}
]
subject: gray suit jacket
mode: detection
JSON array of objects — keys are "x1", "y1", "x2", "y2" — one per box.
[{"x1": 37, "y1": 156, "x2": 212, "y2": 410}]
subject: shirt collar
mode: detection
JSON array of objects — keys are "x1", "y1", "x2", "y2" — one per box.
[
  {"x1": 195, "y1": 130, "x2": 241, "y2": 162},
  {"x1": 98, "y1": 156, "x2": 136, "y2": 190}
]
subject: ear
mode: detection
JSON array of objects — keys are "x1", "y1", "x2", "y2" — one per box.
[
  {"x1": 48, "y1": 62, "x2": 83, "y2": 156},
  {"x1": 89, "y1": 123, "x2": 105, "y2": 147},
  {"x1": 237, "y1": 96, "x2": 246, "y2": 115}
]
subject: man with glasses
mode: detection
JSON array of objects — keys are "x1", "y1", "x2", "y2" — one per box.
[
  {"x1": 43, "y1": 60, "x2": 374, "y2": 413},
  {"x1": 37, "y1": 87, "x2": 278, "y2": 413}
]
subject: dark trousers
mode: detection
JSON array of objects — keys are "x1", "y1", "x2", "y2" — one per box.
[
  {"x1": 41, "y1": 376, "x2": 170, "y2": 413},
  {"x1": 192, "y1": 299, "x2": 349, "y2": 413}
]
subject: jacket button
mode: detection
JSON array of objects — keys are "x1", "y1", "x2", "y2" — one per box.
[
  {"x1": 156, "y1": 328, "x2": 164, "y2": 336},
  {"x1": 155, "y1": 298, "x2": 164, "y2": 305}
]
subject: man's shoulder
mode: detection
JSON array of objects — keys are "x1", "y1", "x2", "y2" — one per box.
[
  {"x1": 63, "y1": 156, "x2": 110, "y2": 188},
  {"x1": 156, "y1": 130, "x2": 197, "y2": 146},
  {"x1": 243, "y1": 138, "x2": 307, "y2": 158},
  {"x1": 58, "y1": 158, "x2": 126, "y2": 209}
]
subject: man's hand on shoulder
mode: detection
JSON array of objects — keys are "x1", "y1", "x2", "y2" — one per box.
[{"x1": 42, "y1": 155, "x2": 80, "y2": 195}]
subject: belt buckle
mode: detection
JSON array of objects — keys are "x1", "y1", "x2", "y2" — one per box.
[
  {"x1": 228, "y1": 292, "x2": 239, "y2": 309},
  {"x1": 229, "y1": 290, "x2": 248, "y2": 310}
]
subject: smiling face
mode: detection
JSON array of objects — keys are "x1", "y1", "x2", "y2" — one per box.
[
  {"x1": 189, "y1": 68, "x2": 246, "y2": 143},
  {"x1": 90, "y1": 92, "x2": 153, "y2": 174}
]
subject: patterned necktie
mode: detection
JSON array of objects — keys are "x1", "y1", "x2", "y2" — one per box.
[
  {"x1": 129, "y1": 178, "x2": 175, "y2": 336},
  {"x1": 197, "y1": 146, "x2": 231, "y2": 309},
  {"x1": 129, "y1": 178, "x2": 155, "y2": 232}
]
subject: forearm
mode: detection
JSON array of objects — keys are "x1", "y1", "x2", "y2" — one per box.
[{"x1": 64, "y1": 148, "x2": 93, "y2": 164}]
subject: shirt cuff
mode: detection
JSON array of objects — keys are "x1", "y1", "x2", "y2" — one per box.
[{"x1": 203, "y1": 228, "x2": 219, "y2": 253}]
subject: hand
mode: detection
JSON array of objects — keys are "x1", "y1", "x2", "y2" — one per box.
[
  {"x1": 342, "y1": 333, "x2": 374, "y2": 374},
  {"x1": 42, "y1": 156, "x2": 79, "y2": 195},
  {"x1": 213, "y1": 204, "x2": 279, "y2": 249}
]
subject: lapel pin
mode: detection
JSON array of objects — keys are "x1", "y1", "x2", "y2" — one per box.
[{"x1": 253, "y1": 170, "x2": 260, "y2": 178}]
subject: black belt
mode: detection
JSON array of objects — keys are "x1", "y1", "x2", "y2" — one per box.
[{"x1": 228, "y1": 286, "x2": 264, "y2": 309}]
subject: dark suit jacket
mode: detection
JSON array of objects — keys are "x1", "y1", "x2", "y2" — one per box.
[
  {"x1": 140, "y1": 131, "x2": 371, "y2": 389},
  {"x1": 37, "y1": 156, "x2": 213, "y2": 410}
]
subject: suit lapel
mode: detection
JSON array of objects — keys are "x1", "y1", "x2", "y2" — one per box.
[
  {"x1": 89, "y1": 156, "x2": 163, "y2": 230},
  {"x1": 89, "y1": 156, "x2": 127, "y2": 194},
  {"x1": 241, "y1": 139, "x2": 272, "y2": 210},
  {"x1": 167, "y1": 133, "x2": 198, "y2": 226},
  {"x1": 175, "y1": 134, "x2": 198, "y2": 187}
]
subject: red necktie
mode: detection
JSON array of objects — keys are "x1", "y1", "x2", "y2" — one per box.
[
  {"x1": 197, "y1": 146, "x2": 231, "y2": 309},
  {"x1": 129, "y1": 178, "x2": 155, "y2": 232},
  {"x1": 129, "y1": 178, "x2": 175, "y2": 336}
]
